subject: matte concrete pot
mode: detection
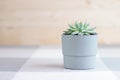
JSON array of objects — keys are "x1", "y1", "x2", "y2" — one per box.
[{"x1": 62, "y1": 35, "x2": 98, "y2": 70}]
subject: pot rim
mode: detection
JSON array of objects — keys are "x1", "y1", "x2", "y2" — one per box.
[{"x1": 62, "y1": 34, "x2": 98, "y2": 36}]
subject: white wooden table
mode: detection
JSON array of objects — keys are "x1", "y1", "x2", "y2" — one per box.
[{"x1": 10, "y1": 47, "x2": 120, "y2": 80}]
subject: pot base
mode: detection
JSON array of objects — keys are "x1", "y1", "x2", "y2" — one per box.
[{"x1": 64, "y1": 55, "x2": 96, "y2": 70}]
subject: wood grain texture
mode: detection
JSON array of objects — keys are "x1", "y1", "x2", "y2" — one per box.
[{"x1": 0, "y1": 0, "x2": 120, "y2": 45}]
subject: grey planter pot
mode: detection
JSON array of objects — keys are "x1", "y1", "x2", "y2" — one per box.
[{"x1": 62, "y1": 35, "x2": 98, "y2": 70}]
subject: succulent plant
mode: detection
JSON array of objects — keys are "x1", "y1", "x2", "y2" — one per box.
[{"x1": 63, "y1": 22, "x2": 96, "y2": 35}]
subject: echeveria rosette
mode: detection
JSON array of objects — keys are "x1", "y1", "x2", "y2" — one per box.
[{"x1": 63, "y1": 22, "x2": 97, "y2": 35}]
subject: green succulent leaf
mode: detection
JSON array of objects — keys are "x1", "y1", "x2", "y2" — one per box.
[
  {"x1": 68, "y1": 24, "x2": 75, "y2": 29},
  {"x1": 83, "y1": 22, "x2": 89, "y2": 29},
  {"x1": 71, "y1": 31, "x2": 79, "y2": 35},
  {"x1": 63, "y1": 21, "x2": 97, "y2": 35},
  {"x1": 75, "y1": 22, "x2": 80, "y2": 29}
]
